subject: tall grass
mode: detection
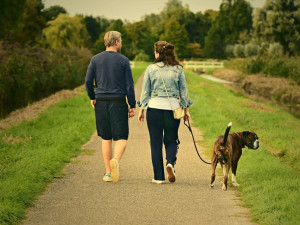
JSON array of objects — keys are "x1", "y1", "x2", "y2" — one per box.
[
  {"x1": 185, "y1": 70, "x2": 300, "y2": 225},
  {"x1": 0, "y1": 64, "x2": 147, "y2": 224}
]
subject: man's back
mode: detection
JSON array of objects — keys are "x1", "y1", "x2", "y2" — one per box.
[{"x1": 85, "y1": 51, "x2": 135, "y2": 109}]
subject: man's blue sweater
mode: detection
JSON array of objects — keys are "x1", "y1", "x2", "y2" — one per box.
[{"x1": 85, "y1": 51, "x2": 136, "y2": 108}]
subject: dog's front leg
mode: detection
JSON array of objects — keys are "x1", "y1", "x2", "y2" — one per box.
[
  {"x1": 231, "y1": 162, "x2": 239, "y2": 187},
  {"x1": 210, "y1": 157, "x2": 218, "y2": 188},
  {"x1": 222, "y1": 164, "x2": 229, "y2": 191}
]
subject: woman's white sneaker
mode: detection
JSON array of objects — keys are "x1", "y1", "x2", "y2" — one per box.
[
  {"x1": 152, "y1": 179, "x2": 165, "y2": 184},
  {"x1": 166, "y1": 164, "x2": 176, "y2": 183}
]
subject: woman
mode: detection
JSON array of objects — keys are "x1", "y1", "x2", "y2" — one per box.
[{"x1": 138, "y1": 41, "x2": 193, "y2": 184}]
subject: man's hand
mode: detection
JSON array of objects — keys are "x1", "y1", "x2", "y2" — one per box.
[
  {"x1": 91, "y1": 100, "x2": 96, "y2": 108},
  {"x1": 129, "y1": 108, "x2": 136, "y2": 118}
]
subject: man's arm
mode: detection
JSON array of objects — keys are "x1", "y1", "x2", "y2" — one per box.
[
  {"x1": 85, "y1": 58, "x2": 96, "y2": 103},
  {"x1": 124, "y1": 59, "x2": 136, "y2": 109}
]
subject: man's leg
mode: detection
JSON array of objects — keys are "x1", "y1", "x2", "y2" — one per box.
[
  {"x1": 102, "y1": 139, "x2": 112, "y2": 174},
  {"x1": 114, "y1": 139, "x2": 127, "y2": 162}
]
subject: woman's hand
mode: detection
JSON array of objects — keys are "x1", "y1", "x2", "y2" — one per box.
[
  {"x1": 138, "y1": 108, "x2": 145, "y2": 124},
  {"x1": 184, "y1": 107, "x2": 190, "y2": 121}
]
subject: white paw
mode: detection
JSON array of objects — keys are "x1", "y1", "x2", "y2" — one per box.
[
  {"x1": 232, "y1": 182, "x2": 240, "y2": 187},
  {"x1": 222, "y1": 184, "x2": 227, "y2": 191},
  {"x1": 210, "y1": 182, "x2": 215, "y2": 188}
]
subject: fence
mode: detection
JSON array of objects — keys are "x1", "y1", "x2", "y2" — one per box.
[{"x1": 183, "y1": 61, "x2": 224, "y2": 71}]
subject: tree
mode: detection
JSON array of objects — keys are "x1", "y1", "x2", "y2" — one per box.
[
  {"x1": 203, "y1": 0, "x2": 253, "y2": 58},
  {"x1": 42, "y1": 14, "x2": 89, "y2": 49},
  {"x1": 15, "y1": 0, "x2": 46, "y2": 44},
  {"x1": 42, "y1": 5, "x2": 67, "y2": 22},
  {"x1": 126, "y1": 21, "x2": 156, "y2": 59},
  {"x1": 160, "y1": 19, "x2": 189, "y2": 59},
  {"x1": 252, "y1": 0, "x2": 300, "y2": 55},
  {"x1": 84, "y1": 16, "x2": 101, "y2": 45},
  {"x1": 0, "y1": 0, "x2": 26, "y2": 40}
]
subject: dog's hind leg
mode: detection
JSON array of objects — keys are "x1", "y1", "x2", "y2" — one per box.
[
  {"x1": 210, "y1": 157, "x2": 218, "y2": 188},
  {"x1": 231, "y1": 162, "x2": 239, "y2": 187},
  {"x1": 222, "y1": 164, "x2": 229, "y2": 191}
]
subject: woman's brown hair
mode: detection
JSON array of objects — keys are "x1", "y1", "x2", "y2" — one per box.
[{"x1": 154, "y1": 41, "x2": 182, "y2": 68}]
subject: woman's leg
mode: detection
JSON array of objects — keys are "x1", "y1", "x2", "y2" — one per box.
[
  {"x1": 146, "y1": 108, "x2": 165, "y2": 181},
  {"x1": 163, "y1": 110, "x2": 180, "y2": 166}
]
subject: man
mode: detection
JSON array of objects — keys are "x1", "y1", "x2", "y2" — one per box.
[{"x1": 85, "y1": 31, "x2": 136, "y2": 183}]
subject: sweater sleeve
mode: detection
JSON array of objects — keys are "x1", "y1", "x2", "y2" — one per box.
[
  {"x1": 125, "y1": 59, "x2": 136, "y2": 108},
  {"x1": 85, "y1": 58, "x2": 95, "y2": 100}
]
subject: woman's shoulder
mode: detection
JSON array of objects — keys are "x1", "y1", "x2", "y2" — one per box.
[{"x1": 146, "y1": 63, "x2": 158, "y2": 73}]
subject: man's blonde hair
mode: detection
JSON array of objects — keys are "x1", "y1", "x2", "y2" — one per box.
[{"x1": 104, "y1": 31, "x2": 122, "y2": 47}]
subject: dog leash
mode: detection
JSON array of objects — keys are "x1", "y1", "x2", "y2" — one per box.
[{"x1": 184, "y1": 118, "x2": 211, "y2": 165}]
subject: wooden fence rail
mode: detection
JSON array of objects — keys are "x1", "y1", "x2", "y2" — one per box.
[{"x1": 183, "y1": 61, "x2": 224, "y2": 70}]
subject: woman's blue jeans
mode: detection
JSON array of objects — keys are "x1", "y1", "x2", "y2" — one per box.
[{"x1": 146, "y1": 108, "x2": 180, "y2": 181}]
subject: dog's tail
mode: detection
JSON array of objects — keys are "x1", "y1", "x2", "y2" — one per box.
[{"x1": 222, "y1": 122, "x2": 232, "y2": 145}]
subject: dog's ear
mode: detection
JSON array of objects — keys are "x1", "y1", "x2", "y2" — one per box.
[{"x1": 242, "y1": 131, "x2": 250, "y2": 139}]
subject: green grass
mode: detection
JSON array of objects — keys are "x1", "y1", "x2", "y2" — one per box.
[
  {"x1": 0, "y1": 93, "x2": 95, "y2": 224},
  {"x1": 0, "y1": 65, "x2": 147, "y2": 224},
  {"x1": 131, "y1": 61, "x2": 150, "y2": 83},
  {"x1": 185, "y1": 69, "x2": 300, "y2": 225}
]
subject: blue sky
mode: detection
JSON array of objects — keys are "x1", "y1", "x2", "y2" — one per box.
[{"x1": 43, "y1": 0, "x2": 265, "y2": 22}]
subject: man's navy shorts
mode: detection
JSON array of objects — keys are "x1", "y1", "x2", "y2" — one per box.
[{"x1": 94, "y1": 99, "x2": 129, "y2": 141}]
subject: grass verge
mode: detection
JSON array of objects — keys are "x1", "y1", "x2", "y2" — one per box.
[
  {"x1": 185, "y1": 70, "x2": 300, "y2": 225},
  {"x1": 0, "y1": 64, "x2": 147, "y2": 224}
]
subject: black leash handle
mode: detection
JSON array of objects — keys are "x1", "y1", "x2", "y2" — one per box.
[{"x1": 184, "y1": 118, "x2": 211, "y2": 165}]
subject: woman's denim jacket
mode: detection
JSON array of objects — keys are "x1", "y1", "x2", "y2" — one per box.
[{"x1": 137, "y1": 62, "x2": 193, "y2": 109}]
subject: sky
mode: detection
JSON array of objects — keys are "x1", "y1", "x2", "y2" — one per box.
[{"x1": 43, "y1": 0, "x2": 266, "y2": 22}]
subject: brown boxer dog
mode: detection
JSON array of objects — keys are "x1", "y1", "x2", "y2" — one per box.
[{"x1": 210, "y1": 122, "x2": 259, "y2": 190}]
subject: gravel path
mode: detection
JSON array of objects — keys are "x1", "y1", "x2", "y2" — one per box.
[{"x1": 22, "y1": 74, "x2": 256, "y2": 225}]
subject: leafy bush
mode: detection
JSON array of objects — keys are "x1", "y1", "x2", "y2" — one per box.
[
  {"x1": 0, "y1": 42, "x2": 92, "y2": 118},
  {"x1": 133, "y1": 51, "x2": 150, "y2": 61},
  {"x1": 244, "y1": 43, "x2": 260, "y2": 57},
  {"x1": 233, "y1": 44, "x2": 245, "y2": 58},
  {"x1": 225, "y1": 45, "x2": 234, "y2": 58},
  {"x1": 269, "y1": 43, "x2": 284, "y2": 57}
]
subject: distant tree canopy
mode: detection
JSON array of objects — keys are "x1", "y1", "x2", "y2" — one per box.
[
  {"x1": 42, "y1": 5, "x2": 67, "y2": 22},
  {"x1": 1, "y1": 0, "x2": 299, "y2": 59},
  {"x1": 0, "y1": 0, "x2": 26, "y2": 40},
  {"x1": 203, "y1": 0, "x2": 253, "y2": 58},
  {"x1": 42, "y1": 14, "x2": 89, "y2": 49},
  {"x1": 252, "y1": 0, "x2": 300, "y2": 56}
]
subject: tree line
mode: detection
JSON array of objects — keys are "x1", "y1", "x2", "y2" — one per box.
[{"x1": 1, "y1": 0, "x2": 299, "y2": 60}]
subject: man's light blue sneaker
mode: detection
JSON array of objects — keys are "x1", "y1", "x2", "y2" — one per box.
[{"x1": 103, "y1": 173, "x2": 112, "y2": 182}]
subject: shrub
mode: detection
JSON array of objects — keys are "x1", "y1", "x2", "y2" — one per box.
[
  {"x1": 244, "y1": 43, "x2": 260, "y2": 57},
  {"x1": 133, "y1": 51, "x2": 150, "y2": 61},
  {"x1": 225, "y1": 56, "x2": 300, "y2": 84},
  {"x1": 0, "y1": 43, "x2": 92, "y2": 119},
  {"x1": 269, "y1": 43, "x2": 284, "y2": 57},
  {"x1": 233, "y1": 44, "x2": 245, "y2": 58},
  {"x1": 225, "y1": 45, "x2": 234, "y2": 58}
]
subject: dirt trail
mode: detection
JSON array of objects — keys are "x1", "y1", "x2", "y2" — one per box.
[{"x1": 22, "y1": 75, "x2": 257, "y2": 225}]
